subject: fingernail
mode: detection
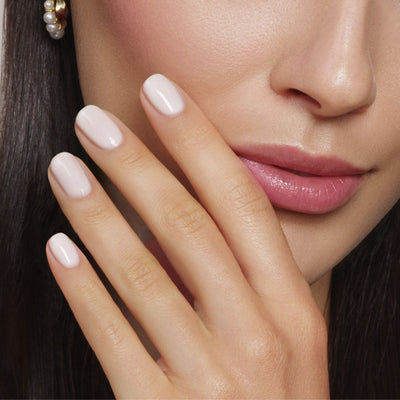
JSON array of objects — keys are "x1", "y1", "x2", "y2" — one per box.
[
  {"x1": 143, "y1": 73, "x2": 185, "y2": 117},
  {"x1": 76, "y1": 105, "x2": 123, "y2": 150},
  {"x1": 49, "y1": 233, "x2": 80, "y2": 268},
  {"x1": 50, "y1": 152, "x2": 92, "y2": 199}
]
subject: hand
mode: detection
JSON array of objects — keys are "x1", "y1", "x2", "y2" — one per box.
[{"x1": 46, "y1": 73, "x2": 329, "y2": 399}]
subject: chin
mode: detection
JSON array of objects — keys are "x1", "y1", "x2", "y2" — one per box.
[{"x1": 274, "y1": 206, "x2": 365, "y2": 285}]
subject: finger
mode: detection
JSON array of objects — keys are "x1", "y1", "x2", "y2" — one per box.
[
  {"x1": 138, "y1": 74, "x2": 314, "y2": 307},
  {"x1": 46, "y1": 233, "x2": 169, "y2": 398},
  {"x1": 48, "y1": 153, "x2": 208, "y2": 371},
  {"x1": 73, "y1": 106, "x2": 261, "y2": 330}
]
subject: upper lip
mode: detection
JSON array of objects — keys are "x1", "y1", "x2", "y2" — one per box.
[{"x1": 234, "y1": 144, "x2": 370, "y2": 176}]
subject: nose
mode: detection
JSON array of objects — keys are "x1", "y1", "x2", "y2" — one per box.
[{"x1": 270, "y1": 1, "x2": 376, "y2": 118}]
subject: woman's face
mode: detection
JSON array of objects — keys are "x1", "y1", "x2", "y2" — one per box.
[{"x1": 70, "y1": 0, "x2": 400, "y2": 285}]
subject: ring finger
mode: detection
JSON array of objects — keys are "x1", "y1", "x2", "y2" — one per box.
[{"x1": 48, "y1": 152, "x2": 208, "y2": 371}]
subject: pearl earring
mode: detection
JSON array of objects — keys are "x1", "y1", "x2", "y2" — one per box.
[{"x1": 43, "y1": 0, "x2": 69, "y2": 40}]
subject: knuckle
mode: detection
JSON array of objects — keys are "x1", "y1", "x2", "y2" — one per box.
[
  {"x1": 287, "y1": 304, "x2": 329, "y2": 367},
  {"x1": 118, "y1": 147, "x2": 148, "y2": 172},
  {"x1": 81, "y1": 201, "x2": 112, "y2": 226},
  {"x1": 212, "y1": 382, "x2": 239, "y2": 399},
  {"x1": 174, "y1": 123, "x2": 211, "y2": 152},
  {"x1": 244, "y1": 328, "x2": 289, "y2": 366},
  {"x1": 75, "y1": 279, "x2": 102, "y2": 310},
  {"x1": 73, "y1": 281, "x2": 129, "y2": 350},
  {"x1": 224, "y1": 176, "x2": 269, "y2": 218},
  {"x1": 201, "y1": 372, "x2": 239, "y2": 399},
  {"x1": 290, "y1": 301, "x2": 328, "y2": 347},
  {"x1": 268, "y1": 333, "x2": 290, "y2": 366},
  {"x1": 121, "y1": 255, "x2": 163, "y2": 297},
  {"x1": 99, "y1": 319, "x2": 127, "y2": 349},
  {"x1": 163, "y1": 198, "x2": 208, "y2": 236}
]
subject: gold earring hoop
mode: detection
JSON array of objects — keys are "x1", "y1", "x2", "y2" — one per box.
[{"x1": 43, "y1": 0, "x2": 69, "y2": 40}]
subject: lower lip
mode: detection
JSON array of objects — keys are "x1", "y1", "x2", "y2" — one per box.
[{"x1": 240, "y1": 157, "x2": 365, "y2": 214}]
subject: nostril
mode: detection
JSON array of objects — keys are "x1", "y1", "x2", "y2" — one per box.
[{"x1": 287, "y1": 88, "x2": 322, "y2": 109}]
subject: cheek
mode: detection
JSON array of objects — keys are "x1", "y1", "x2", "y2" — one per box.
[{"x1": 100, "y1": 0, "x2": 283, "y2": 92}]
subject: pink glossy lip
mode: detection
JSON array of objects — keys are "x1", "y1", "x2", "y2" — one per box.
[{"x1": 235, "y1": 145, "x2": 369, "y2": 214}]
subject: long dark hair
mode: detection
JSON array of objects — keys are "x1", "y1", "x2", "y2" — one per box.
[{"x1": 0, "y1": 1, "x2": 399, "y2": 398}]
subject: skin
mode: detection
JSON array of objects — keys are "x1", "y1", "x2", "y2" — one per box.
[
  {"x1": 70, "y1": 0, "x2": 400, "y2": 286},
  {"x1": 45, "y1": 0, "x2": 400, "y2": 397}
]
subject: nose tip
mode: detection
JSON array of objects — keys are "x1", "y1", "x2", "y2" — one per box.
[
  {"x1": 288, "y1": 65, "x2": 377, "y2": 118},
  {"x1": 271, "y1": 50, "x2": 377, "y2": 118},
  {"x1": 270, "y1": 3, "x2": 377, "y2": 119}
]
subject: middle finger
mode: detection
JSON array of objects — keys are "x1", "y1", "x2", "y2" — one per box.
[{"x1": 73, "y1": 106, "x2": 259, "y2": 329}]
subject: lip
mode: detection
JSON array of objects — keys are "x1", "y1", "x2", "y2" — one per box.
[{"x1": 235, "y1": 144, "x2": 369, "y2": 214}]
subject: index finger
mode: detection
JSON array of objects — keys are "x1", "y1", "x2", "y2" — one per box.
[{"x1": 139, "y1": 74, "x2": 313, "y2": 306}]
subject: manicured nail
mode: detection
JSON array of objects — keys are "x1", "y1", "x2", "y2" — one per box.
[
  {"x1": 49, "y1": 233, "x2": 80, "y2": 268},
  {"x1": 50, "y1": 152, "x2": 92, "y2": 199},
  {"x1": 76, "y1": 105, "x2": 123, "y2": 150},
  {"x1": 143, "y1": 73, "x2": 185, "y2": 117}
]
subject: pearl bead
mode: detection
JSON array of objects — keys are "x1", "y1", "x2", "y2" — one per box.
[
  {"x1": 43, "y1": 12, "x2": 57, "y2": 24},
  {"x1": 43, "y1": 0, "x2": 54, "y2": 11},
  {"x1": 50, "y1": 29, "x2": 65, "y2": 40},
  {"x1": 46, "y1": 23, "x2": 60, "y2": 33}
]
